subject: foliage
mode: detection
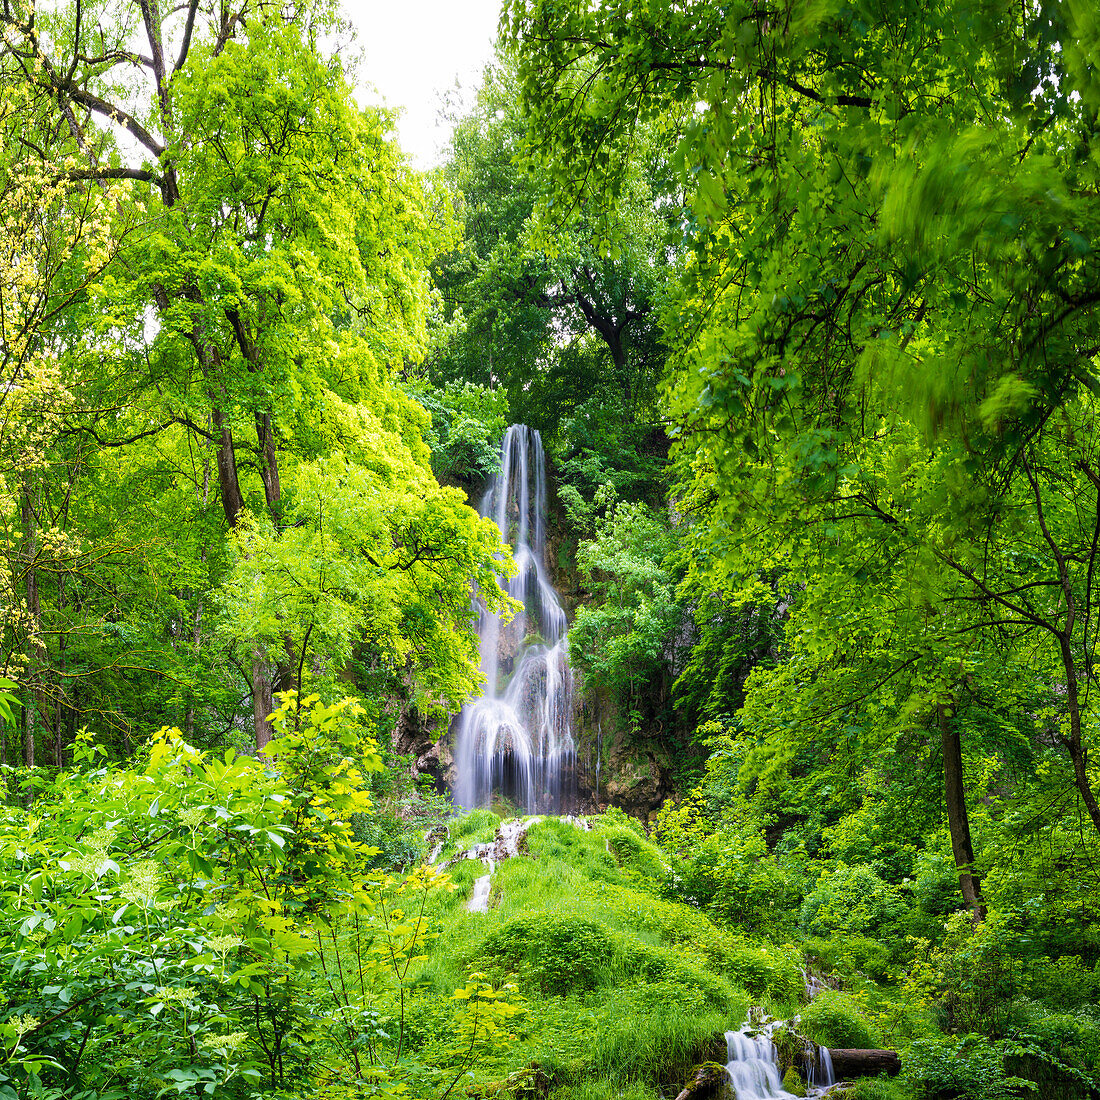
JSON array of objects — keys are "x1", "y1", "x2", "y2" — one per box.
[
  {"x1": 0, "y1": 0, "x2": 508, "y2": 756},
  {"x1": 799, "y1": 865, "x2": 908, "y2": 945},
  {"x1": 570, "y1": 492, "x2": 685, "y2": 728},
  {"x1": 799, "y1": 991, "x2": 881, "y2": 1051},
  {"x1": 903, "y1": 1036, "x2": 1033, "y2": 1100},
  {"x1": 405, "y1": 380, "x2": 511, "y2": 485},
  {"x1": 0, "y1": 695, "x2": 534, "y2": 1099},
  {"x1": 430, "y1": 60, "x2": 674, "y2": 443}
]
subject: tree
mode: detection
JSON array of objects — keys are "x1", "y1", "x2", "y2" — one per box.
[
  {"x1": 429, "y1": 57, "x2": 674, "y2": 437},
  {"x1": 504, "y1": 0, "x2": 1100, "y2": 837},
  {"x1": 1, "y1": 1, "x2": 510, "y2": 751}
]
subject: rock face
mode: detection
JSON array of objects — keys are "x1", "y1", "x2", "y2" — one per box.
[
  {"x1": 391, "y1": 704, "x2": 450, "y2": 794},
  {"x1": 603, "y1": 743, "x2": 668, "y2": 818}
]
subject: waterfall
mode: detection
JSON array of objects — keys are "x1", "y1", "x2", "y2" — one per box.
[
  {"x1": 724, "y1": 1026, "x2": 797, "y2": 1100},
  {"x1": 724, "y1": 1023, "x2": 836, "y2": 1099},
  {"x1": 453, "y1": 425, "x2": 576, "y2": 813}
]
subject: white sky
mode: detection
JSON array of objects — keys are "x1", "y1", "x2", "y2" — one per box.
[{"x1": 342, "y1": 0, "x2": 504, "y2": 168}]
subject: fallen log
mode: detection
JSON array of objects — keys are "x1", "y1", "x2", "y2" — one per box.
[{"x1": 826, "y1": 1048, "x2": 901, "y2": 1078}]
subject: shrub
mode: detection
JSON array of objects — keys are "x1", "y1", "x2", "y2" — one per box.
[
  {"x1": 1027, "y1": 956, "x2": 1100, "y2": 1012},
  {"x1": 799, "y1": 864, "x2": 907, "y2": 945},
  {"x1": 802, "y1": 933, "x2": 894, "y2": 983},
  {"x1": 598, "y1": 825, "x2": 667, "y2": 882},
  {"x1": 799, "y1": 991, "x2": 880, "y2": 1050},
  {"x1": 906, "y1": 911, "x2": 1030, "y2": 1037},
  {"x1": 849, "y1": 1078, "x2": 912, "y2": 1100},
  {"x1": 904, "y1": 1036, "x2": 1031, "y2": 1100},
  {"x1": 723, "y1": 943, "x2": 805, "y2": 1004},
  {"x1": 475, "y1": 914, "x2": 618, "y2": 994}
]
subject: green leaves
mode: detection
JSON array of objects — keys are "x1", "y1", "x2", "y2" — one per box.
[{"x1": 0, "y1": 680, "x2": 19, "y2": 730}]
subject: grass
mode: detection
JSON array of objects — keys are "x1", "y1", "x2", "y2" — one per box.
[
  {"x1": 396, "y1": 815, "x2": 787, "y2": 1097},
  {"x1": 358, "y1": 814, "x2": 940, "y2": 1100}
]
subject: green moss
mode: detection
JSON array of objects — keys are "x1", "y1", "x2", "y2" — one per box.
[{"x1": 781, "y1": 1068, "x2": 807, "y2": 1097}]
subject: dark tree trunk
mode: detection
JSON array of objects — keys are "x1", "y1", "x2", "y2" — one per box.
[
  {"x1": 939, "y1": 702, "x2": 986, "y2": 922},
  {"x1": 211, "y1": 406, "x2": 245, "y2": 529},
  {"x1": 1059, "y1": 639, "x2": 1100, "y2": 835}
]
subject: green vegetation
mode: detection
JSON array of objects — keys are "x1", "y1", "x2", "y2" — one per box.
[{"x1": 3, "y1": 0, "x2": 1100, "y2": 1098}]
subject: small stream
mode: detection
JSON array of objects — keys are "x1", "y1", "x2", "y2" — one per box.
[{"x1": 462, "y1": 817, "x2": 544, "y2": 913}]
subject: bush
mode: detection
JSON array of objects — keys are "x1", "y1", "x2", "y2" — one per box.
[
  {"x1": 802, "y1": 933, "x2": 895, "y2": 983},
  {"x1": 904, "y1": 1036, "x2": 1031, "y2": 1100},
  {"x1": 663, "y1": 826, "x2": 802, "y2": 937},
  {"x1": 799, "y1": 991, "x2": 880, "y2": 1050},
  {"x1": 723, "y1": 943, "x2": 805, "y2": 1004},
  {"x1": 799, "y1": 864, "x2": 907, "y2": 945},
  {"x1": 598, "y1": 824, "x2": 667, "y2": 882},
  {"x1": 907, "y1": 911, "x2": 1030, "y2": 1037},
  {"x1": 476, "y1": 914, "x2": 618, "y2": 994},
  {"x1": 1027, "y1": 956, "x2": 1100, "y2": 1012}
]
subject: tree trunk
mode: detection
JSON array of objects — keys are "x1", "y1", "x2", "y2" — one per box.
[
  {"x1": 1059, "y1": 639, "x2": 1100, "y2": 835},
  {"x1": 825, "y1": 1049, "x2": 901, "y2": 1078},
  {"x1": 211, "y1": 406, "x2": 245, "y2": 529},
  {"x1": 938, "y1": 702, "x2": 986, "y2": 923},
  {"x1": 20, "y1": 478, "x2": 44, "y2": 770},
  {"x1": 185, "y1": 435, "x2": 212, "y2": 741},
  {"x1": 254, "y1": 410, "x2": 282, "y2": 524},
  {"x1": 252, "y1": 652, "x2": 274, "y2": 753}
]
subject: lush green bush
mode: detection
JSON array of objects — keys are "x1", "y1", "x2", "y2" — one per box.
[
  {"x1": 802, "y1": 934, "x2": 895, "y2": 983},
  {"x1": 476, "y1": 914, "x2": 618, "y2": 994},
  {"x1": 799, "y1": 991, "x2": 881, "y2": 1050},
  {"x1": 799, "y1": 864, "x2": 908, "y2": 946},
  {"x1": 598, "y1": 824, "x2": 668, "y2": 882},
  {"x1": 1026, "y1": 957, "x2": 1100, "y2": 1012},
  {"x1": 849, "y1": 1078, "x2": 912, "y2": 1100},
  {"x1": 405, "y1": 380, "x2": 510, "y2": 483},
  {"x1": 904, "y1": 1036, "x2": 1032, "y2": 1100},
  {"x1": 722, "y1": 944, "x2": 805, "y2": 1004},
  {"x1": 906, "y1": 911, "x2": 1031, "y2": 1037}
]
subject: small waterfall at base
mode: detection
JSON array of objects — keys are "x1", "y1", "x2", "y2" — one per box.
[
  {"x1": 725, "y1": 1026, "x2": 797, "y2": 1100},
  {"x1": 454, "y1": 425, "x2": 576, "y2": 813},
  {"x1": 724, "y1": 1023, "x2": 837, "y2": 1100}
]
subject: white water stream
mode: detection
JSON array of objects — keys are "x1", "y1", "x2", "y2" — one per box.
[
  {"x1": 454, "y1": 425, "x2": 576, "y2": 812},
  {"x1": 464, "y1": 817, "x2": 543, "y2": 913},
  {"x1": 724, "y1": 1022, "x2": 836, "y2": 1100}
]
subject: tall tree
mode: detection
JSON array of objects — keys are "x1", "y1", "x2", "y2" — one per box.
[
  {"x1": 504, "y1": 0, "x2": 1100, "y2": 834},
  {"x1": 2, "y1": 0, "x2": 511, "y2": 751},
  {"x1": 430, "y1": 58, "x2": 674, "y2": 436}
]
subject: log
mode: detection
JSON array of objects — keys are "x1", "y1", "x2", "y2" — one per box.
[{"x1": 826, "y1": 1048, "x2": 901, "y2": 1078}]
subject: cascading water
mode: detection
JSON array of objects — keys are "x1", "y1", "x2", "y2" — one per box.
[
  {"x1": 453, "y1": 425, "x2": 576, "y2": 813},
  {"x1": 725, "y1": 1026, "x2": 797, "y2": 1100},
  {"x1": 724, "y1": 1023, "x2": 837, "y2": 1100}
]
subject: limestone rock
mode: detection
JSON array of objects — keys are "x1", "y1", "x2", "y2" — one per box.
[{"x1": 604, "y1": 745, "x2": 667, "y2": 815}]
